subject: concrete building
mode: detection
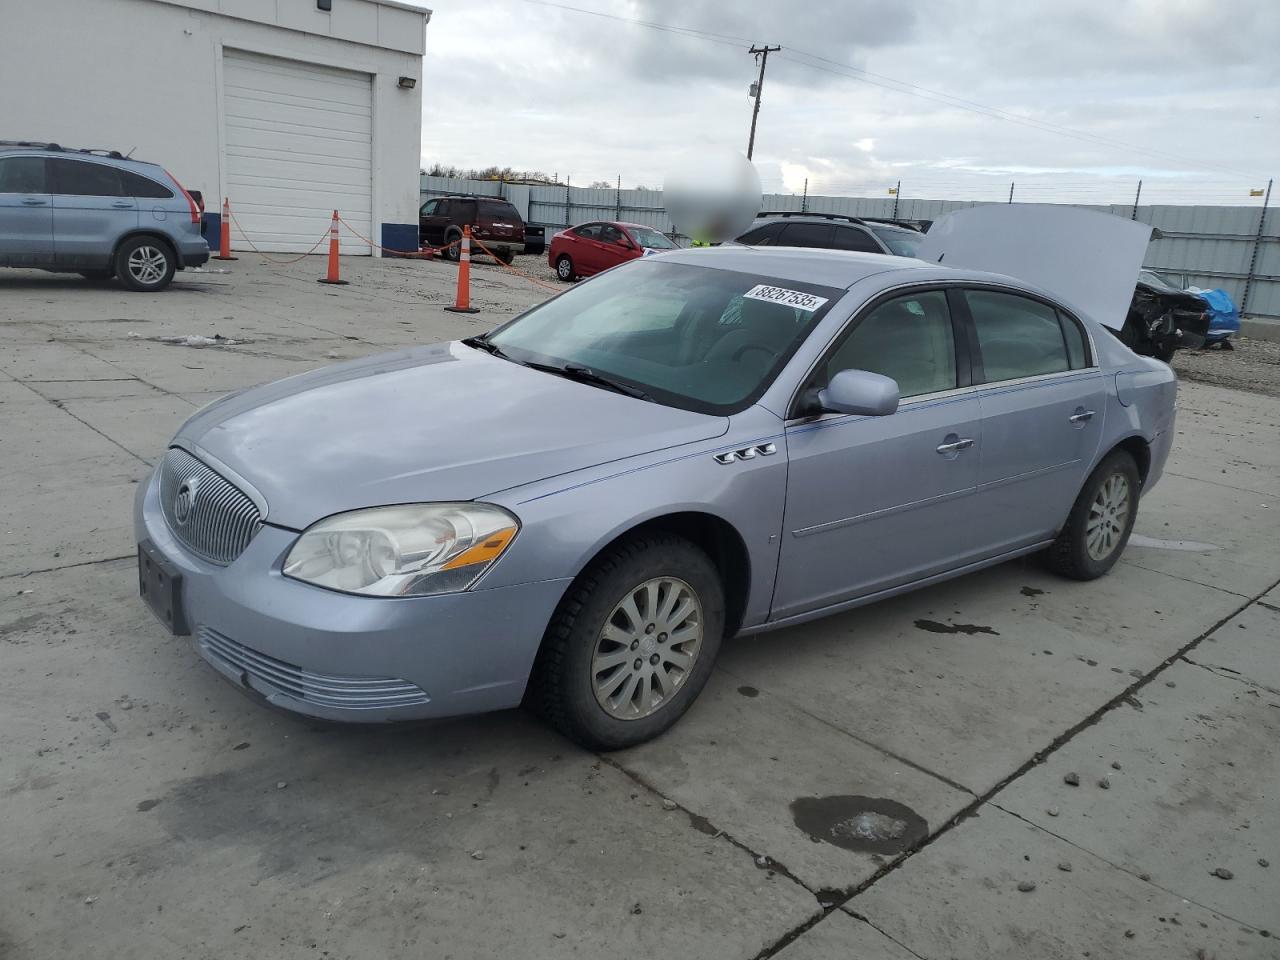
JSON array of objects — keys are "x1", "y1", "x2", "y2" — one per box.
[{"x1": 1, "y1": 0, "x2": 429, "y2": 254}]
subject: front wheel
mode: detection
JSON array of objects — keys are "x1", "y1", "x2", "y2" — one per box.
[
  {"x1": 1043, "y1": 450, "x2": 1140, "y2": 580},
  {"x1": 528, "y1": 533, "x2": 724, "y2": 749},
  {"x1": 555, "y1": 254, "x2": 575, "y2": 282},
  {"x1": 115, "y1": 237, "x2": 175, "y2": 292}
]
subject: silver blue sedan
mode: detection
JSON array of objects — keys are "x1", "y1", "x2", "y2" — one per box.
[{"x1": 136, "y1": 210, "x2": 1176, "y2": 748}]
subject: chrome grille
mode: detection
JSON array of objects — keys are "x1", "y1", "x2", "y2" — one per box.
[
  {"x1": 198, "y1": 627, "x2": 430, "y2": 710},
  {"x1": 159, "y1": 447, "x2": 261, "y2": 564}
]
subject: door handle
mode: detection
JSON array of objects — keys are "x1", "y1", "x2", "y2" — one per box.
[
  {"x1": 936, "y1": 438, "x2": 975, "y2": 454},
  {"x1": 112, "y1": 201, "x2": 134, "y2": 208},
  {"x1": 21, "y1": 197, "x2": 47, "y2": 205},
  {"x1": 1069, "y1": 410, "x2": 1096, "y2": 423}
]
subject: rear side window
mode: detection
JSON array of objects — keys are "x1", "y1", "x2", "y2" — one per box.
[
  {"x1": 0, "y1": 156, "x2": 47, "y2": 193},
  {"x1": 119, "y1": 169, "x2": 173, "y2": 199},
  {"x1": 1059, "y1": 312, "x2": 1091, "y2": 369},
  {"x1": 831, "y1": 226, "x2": 882, "y2": 253},
  {"x1": 49, "y1": 158, "x2": 125, "y2": 197},
  {"x1": 965, "y1": 290, "x2": 1070, "y2": 382},
  {"x1": 823, "y1": 291, "x2": 957, "y2": 399},
  {"x1": 777, "y1": 222, "x2": 833, "y2": 248}
]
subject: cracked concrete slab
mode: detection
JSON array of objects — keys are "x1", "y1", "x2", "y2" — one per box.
[
  {"x1": 848, "y1": 805, "x2": 1271, "y2": 959},
  {"x1": 0, "y1": 560, "x2": 818, "y2": 960},
  {"x1": 995, "y1": 659, "x2": 1279, "y2": 930},
  {"x1": 1187, "y1": 603, "x2": 1280, "y2": 692},
  {"x1": 773, "y1": 910, "x2": 920, "y2": 960},
  {"x1": 617, "y1": 669, "x2": 973, "y2": 895},
  {"x1": 719, "y1": 560, "x2": 1245, "y2": 794}
]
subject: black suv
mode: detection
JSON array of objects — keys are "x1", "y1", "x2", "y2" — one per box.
[
  {"x1": 735, "y1": 211, "x2": 927, "y2": 258},
  {"x1": 419, "y1": 195, "x2": 539, "y2": 264}
]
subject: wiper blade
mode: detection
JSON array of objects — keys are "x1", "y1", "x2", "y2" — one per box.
[
  {"x1": 461, "y1": 335, "x2": 508, "y2": 358},
  {"x1": 524, "y1": 360, "x2": 653, "y2": 401}
]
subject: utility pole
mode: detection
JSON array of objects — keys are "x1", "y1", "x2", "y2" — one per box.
[
  {"x1": 1241, "y1": 178, "x2": 1273, "y2": 317},
  {"x1": 746, "y1": 45, "x2": 781, "y2": 160},
  {"x1": 1131, "y1": 180, "x2": 1143, "y2": 220}
]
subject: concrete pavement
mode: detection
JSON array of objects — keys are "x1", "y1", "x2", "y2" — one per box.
[{"x1": 1, "y1": 255, "x2": 1276, "y2": 959}]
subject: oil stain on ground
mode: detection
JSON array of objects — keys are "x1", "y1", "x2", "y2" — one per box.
[
  {"x1": 914, "y1": 619, "x2": 1000, "y2": 636},
  {"x1": 790, "y1": 796, "x2": 928, "y2": 855}
]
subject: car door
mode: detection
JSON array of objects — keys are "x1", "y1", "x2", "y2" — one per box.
[
  {"x1": 958, "y1": 287, "x2": 1106, "y2": 553},
  {"x1": 419, "y1": 198, "x2": 446, "y2": 245},
  {"x1": 773, "y1": 287, "x2": 984, "y2": 619},
  {"x1": 49, "y1": 157, "x2": 138, "y2": 268},
  {"x1": 571, "y1": 223, "x2": 605, "y2": 274},
  {"x1": 0, "y1": 155, "x2": 53, "y2": 266},
  {"x1": 595, "y1": 224, "x2": 634, "y2": 270},
  {"x1": 775, "y1": 221, "x2": 834, "y2": 248}
]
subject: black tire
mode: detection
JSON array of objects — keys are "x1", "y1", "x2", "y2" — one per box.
[
  {"x1": 444, "y1": 228, "x2": 462, "y2": 262},
  {"x1": 1043, "y1": 450, "x2": 1140, "y2": 581},
  {"x1": 498, "y1": 248, "x2": 515, "y2": 265},
  {"x1": 555, "y1": 254, "x2": 575, "y2": 282},
  {"x1": 79, "y1": 269, "x2": 114, "y2": 282},
  {"x1": 528, "y1": 533, "x2": 725, "y2": 750},
  {"x1": 1152, "y1": 340, "x2": 1177, "y2": 363},
  {"x1": 1219, "y1": 339, "x2": 1235, "y2": 351},
  {"x1": 114, "y1": 236, "x2": 176, "y2": 292}
]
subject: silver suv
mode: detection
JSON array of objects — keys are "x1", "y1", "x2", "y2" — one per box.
[{"x1": 0, "y1": 141, "x2": 209, "y2": 291}]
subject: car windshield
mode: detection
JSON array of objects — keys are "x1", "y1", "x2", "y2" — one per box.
[
  {"x1": 870, "y1": 227, "x2": 923, "y2": 257},
  {"x1": 485, "y1": 260, "x2": 843, "y2": 414},
  {"x1": 1138, "y1": 269, "x2": 1182, "y2": 293},
  {"x1": 627, "y1": 226, "x2": 676, "y2": 249},
  {"x1": 480, "y1": 200, "x2": 519, "y2": 219}
]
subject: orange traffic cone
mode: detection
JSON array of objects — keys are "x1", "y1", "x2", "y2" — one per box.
[
  {"x1": 317, "y1": 210, "x2": 348, "y2": 285},
  {"x1": 212, "y1": 197, "x2": 237, "y2": 260},
  {"x1": 444, "y1": 225, "x2": 480, "y2": 314}
]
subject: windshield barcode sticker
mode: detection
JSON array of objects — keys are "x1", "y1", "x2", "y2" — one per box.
[{"x1": 743, "y1": 284, "x2": 829, "y2": 312}]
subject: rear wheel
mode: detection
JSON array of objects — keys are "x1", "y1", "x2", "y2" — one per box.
[
  {"x1": 528, "y1": 533, "x2": 724, "y2": 749},
  {"x1": 1043, "y1": 450, "x2": 1140, "y2": 580},
  {"x1": 497, "y1": 247, "x2": 515, "y2": 265},
  {"x1": 114, "y1": 236, "x2": 175, "y2": 292},
  {"x1": 555, "y1": 254, "x2": 575, "y2": 281}
]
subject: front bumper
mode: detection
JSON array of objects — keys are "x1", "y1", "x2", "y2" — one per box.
[{"x1": 135, "y1": 469, "x2": 570, "y2": 722}]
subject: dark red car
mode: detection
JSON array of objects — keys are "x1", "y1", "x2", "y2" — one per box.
[{"x1": 548, "y1": 221, "x2": 677, "y2": 281}]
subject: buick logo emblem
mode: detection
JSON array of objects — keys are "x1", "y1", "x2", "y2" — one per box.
[{"x1": 174, "y1": 478, "x2": 199, "y2": 525}]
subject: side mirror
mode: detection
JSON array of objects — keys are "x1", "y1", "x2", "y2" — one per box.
[{"x1": 817, "y1": 369, "x2": 899, "y2": 417}]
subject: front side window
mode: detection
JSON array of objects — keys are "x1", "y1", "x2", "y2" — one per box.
[
  {"x1": 598, "y1": 224, "x2": 625, "y2": 245},
  {"x1": 777, "y1": 222, "x2": 834, "y2": 248},
  {"x1": 0, "y1": 156, "x2": 46, "y2": 193},
  {"x1": 574, "y1": 223, "x2": 602, "y2": 240},
  {"x1": 487, "y1": 260, "x2": 842, "y2": 414},
  {"x1": 965, "y1": 289, "x2": 1070, "y2": 382},
  {"x1": 821, "y1": 291, "x2": 957, "y2": 399},
  {"x1": 48, "y1": 158, "x2": 124, "y2": 197},
  {"x1": 420, "y1": 199, "x2": 440, "y2": 216},
  {"x1": 736, "y1": 223, "x2": 779, "y2": 245}
]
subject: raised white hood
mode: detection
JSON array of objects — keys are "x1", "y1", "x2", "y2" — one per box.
[{"x1": 915, "y1": 204, "x2": 1154, "y2": 331}]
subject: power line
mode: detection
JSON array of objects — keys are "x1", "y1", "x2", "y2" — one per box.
[{"x1": 512, "y1": 0, "x2": 1265, "y2": 180}]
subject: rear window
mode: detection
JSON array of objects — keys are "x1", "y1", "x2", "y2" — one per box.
[
  {"x1": 869, "y1": 227, "x2": 923, "y2": 257},
  {"x1": 479, "y1": 199, "x2": 520, "y2": 220},
  {"x1": 776, "y1": 222, "x2": 834, "y2": 247}
]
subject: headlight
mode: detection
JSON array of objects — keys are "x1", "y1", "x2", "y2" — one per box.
[{"x1": 283, "y1": 503, "x2": 518, "y2": 597}]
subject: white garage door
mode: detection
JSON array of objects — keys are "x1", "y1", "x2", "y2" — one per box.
[{"x1": 222, "y1": 49, "x2": 372, "y2": 254}]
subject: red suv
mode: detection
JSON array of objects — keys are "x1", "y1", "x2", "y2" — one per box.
[
  {"x1": 548, "y1": 221, "x2": 677, "y2": 281},
  {"x1": 419, "y1": 196, "x2": 525, "y2": 263}
]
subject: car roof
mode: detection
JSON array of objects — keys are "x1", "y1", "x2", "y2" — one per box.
[
  {"x1": 0, "y1": 141, "x2": 165, "y2": 173},
  {"x1": 659, "y1": 244, "x2": 1074, "y2": 305}
]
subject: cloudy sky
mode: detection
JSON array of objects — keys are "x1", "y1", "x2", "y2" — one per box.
[{"x1": 411, "y1": 0, "x2": 1278, "y2": 206}]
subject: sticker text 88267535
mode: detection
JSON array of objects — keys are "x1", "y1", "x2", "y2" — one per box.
[{"x1": 743, "y1": 284, "x2": 829, "y2": 312}]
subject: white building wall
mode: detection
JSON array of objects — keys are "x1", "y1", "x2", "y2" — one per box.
[{"x1": 0, "y1": 0, "x2": 427, "y2": 254}]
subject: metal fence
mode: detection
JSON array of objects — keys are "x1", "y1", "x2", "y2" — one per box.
[{"x1": 421, "y1": 174, "x2": 1279, "y2": 319}]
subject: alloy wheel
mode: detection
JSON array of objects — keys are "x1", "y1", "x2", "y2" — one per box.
[
  {"x1": 127, "y1": 245, "x2": 169, "y2": 286},
  {"x1": 1086, "y1": 472, "x2": 1131, "y2": 561},
  {"x1": 591, "y1": 576, "x2": 703, "y2": 720}
]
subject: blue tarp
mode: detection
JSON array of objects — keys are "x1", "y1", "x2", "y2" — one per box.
[{"x1": 1191, "y1": 287, "x2": 1241, "y2": 342}]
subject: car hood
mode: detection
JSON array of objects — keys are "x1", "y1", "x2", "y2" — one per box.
[
  {"x1": 175, "y1": 342, "x2": 728, "y2": 529},
  {"x1": 916, "y1": 204, "x2": 1154, "y2": 331}
]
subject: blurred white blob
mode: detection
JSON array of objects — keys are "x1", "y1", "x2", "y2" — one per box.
[{"x1": 663, "y1": 150, "x2": 762, "y2": 244}]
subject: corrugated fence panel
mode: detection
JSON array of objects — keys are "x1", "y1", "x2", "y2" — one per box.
[{"x1": 421, "y1": 175, "x2": 1279, "y2": 318}]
